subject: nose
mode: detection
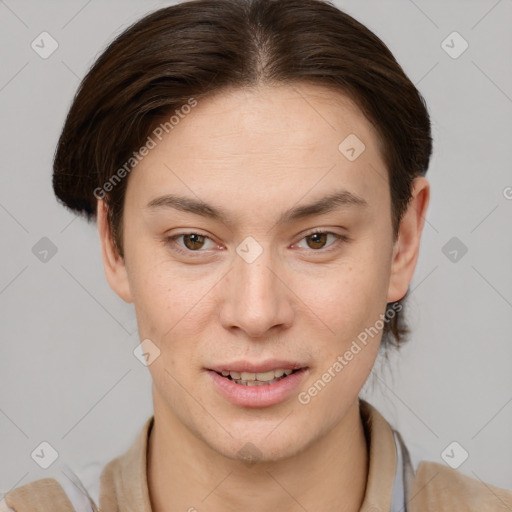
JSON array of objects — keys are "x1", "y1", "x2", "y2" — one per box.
[{"x1": 219, "y1": 244, "x2": 295, "y2": 339}]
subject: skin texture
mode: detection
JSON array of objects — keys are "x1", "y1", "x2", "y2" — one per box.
[{"x1": 97, "y1": 83, "x2": 430, "y2": 512}]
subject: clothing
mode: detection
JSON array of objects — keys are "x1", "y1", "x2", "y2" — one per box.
[{"x1": 3, "y1": 399, "x2": 511, "y2": 511}]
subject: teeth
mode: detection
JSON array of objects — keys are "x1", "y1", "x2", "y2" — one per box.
[
  {"x1": 220, "y1": 368, "x2": 298, "y2": 382},
  {"x1": 234, "y1": 377, "x2": 281, "y2": 386},
  {"x1": 253, "y1": 370, "x2": 276, "y2": 382}
]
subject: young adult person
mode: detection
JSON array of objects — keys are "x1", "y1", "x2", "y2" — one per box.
[{"x1": 3, "y1": 1, "x2": 511, "y2": 510}]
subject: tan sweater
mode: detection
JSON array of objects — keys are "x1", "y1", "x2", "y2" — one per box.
[{"x1": 3, "y1": 399, "x2": 511, "y2": 511}]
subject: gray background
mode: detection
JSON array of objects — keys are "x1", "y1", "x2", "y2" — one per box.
[{"x1": 1, "y1": 0, "x2": 511, "y2": 498}]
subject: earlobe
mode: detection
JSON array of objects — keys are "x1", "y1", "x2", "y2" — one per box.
[
  {"x1": 97, "y1": 199, "x2": 133, "y2": 303},
  {"x1": 386, "y1": 177, "x2": 430, "y2": 303}
]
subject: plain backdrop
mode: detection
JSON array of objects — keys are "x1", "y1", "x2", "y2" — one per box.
[{"x1": 1, "y1": 0, "x2": 511, "y2": 498}]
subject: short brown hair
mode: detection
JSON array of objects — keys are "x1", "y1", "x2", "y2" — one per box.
[{"x1": 52, "y1": 0, "x2": 433, "y2": 350}]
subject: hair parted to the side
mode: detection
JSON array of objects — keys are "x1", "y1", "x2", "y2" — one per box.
[{"x1": 52, "y1": 0, "x2": 432, "y2": 351}]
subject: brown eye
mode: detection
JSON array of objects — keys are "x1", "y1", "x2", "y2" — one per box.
[
  {"x1": 295, "y1": 230, "x2": 349, "y2": 252},
  {"x1": 306, "y1": 232, "x2": 329, "y2": 250},
  {"x1": 165, "y1": 232, "x2": 216, "y2": 255},
  {"x1": 182, "y1": 233, "x2": 206, "y2": 250}
]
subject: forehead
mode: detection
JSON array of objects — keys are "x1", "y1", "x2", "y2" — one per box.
[
  {"x1": 126, "y1": 82, "x2": 388, "y2": 218},
  {"x1": 171, "y1": 83, "x2": 380, "y2": 155}
]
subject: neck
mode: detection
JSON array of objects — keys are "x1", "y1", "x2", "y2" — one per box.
[{"x1": 147, "y1": 398, "x2": 368, "y2": 512}]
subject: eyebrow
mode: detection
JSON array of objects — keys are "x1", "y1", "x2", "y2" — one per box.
[{"x1": 145, "y1": 190, "x2": 368, "y2": 225}]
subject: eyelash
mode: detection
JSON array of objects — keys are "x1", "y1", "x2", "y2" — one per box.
[{"x1": 164, "y1": 229, "x2": 350, "y2": 257}]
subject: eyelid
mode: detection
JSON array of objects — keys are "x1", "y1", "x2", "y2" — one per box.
[
  {"x1": 292, "y1": 229, "x2": 349, "y2": 252},
  {"x1": 166, "y1": 231, "x2": 219, "y2": 254}
]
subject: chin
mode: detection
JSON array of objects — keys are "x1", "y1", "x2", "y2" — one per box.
[{"x1": 205, "y1": 424, "x2": 310, "y2": 465}]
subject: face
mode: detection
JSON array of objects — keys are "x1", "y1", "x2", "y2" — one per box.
[{"x1": 99, "y1": 82, "x2": 427, "y2": 462}]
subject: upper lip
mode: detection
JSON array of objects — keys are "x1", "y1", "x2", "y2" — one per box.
[{"x1": 208, "y1": 359, "x2": 307, "y2": 374}]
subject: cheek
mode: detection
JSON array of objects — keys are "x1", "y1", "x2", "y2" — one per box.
[
  {"x1": 306, "y1": 256, "x2": 390, "y2": 338},
  {"x1": 127, "y1": 245, "x2": 218, "y2": 347},
  {"x1": 132, "y1": 271, "x2": 195, "y2": 338}
]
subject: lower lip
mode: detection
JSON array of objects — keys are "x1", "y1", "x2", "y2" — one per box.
[{"x1": 207, "y1": 368, "x2": 308, "y2": 408}]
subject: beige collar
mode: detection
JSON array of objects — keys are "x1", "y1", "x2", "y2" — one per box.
[
  {"x1": 99, "y1": 398, "x2": 399, "y2": 511},
  {"x1": 358, "y1": 398, "x2": 398, "y2": 511}
]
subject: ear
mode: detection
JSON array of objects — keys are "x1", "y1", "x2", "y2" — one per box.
[
  {"x1": 97, "y1": 199, "x2": 133, "y2": 303},
  {"x1": 387, "y1": 176, "x2": 430, "y2": 303}
]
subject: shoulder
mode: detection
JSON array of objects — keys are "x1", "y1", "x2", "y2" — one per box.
[
  {"x1": 2, "y1": 477, "x2": 76, "y2": 511},
  {"x1": 409, "y1": 460, "x2": 512, "y2": 511},
  {"x1": 2, "y1": 463, "x2": 102, "y2": 512}
]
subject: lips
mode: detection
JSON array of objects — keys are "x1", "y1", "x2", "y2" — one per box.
[
  {"x1": 217, "y1": 368, "x2": 299, "y2": 386},
  {"x1": 208, "y1": 359, "x2": 306, "y2": 374},
  {"x1": 206, "y1": 359, "x2": 309, "y2": 406},
  {"x1": 207, "y1": 366, "x2": 308, "y2": 407}
]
